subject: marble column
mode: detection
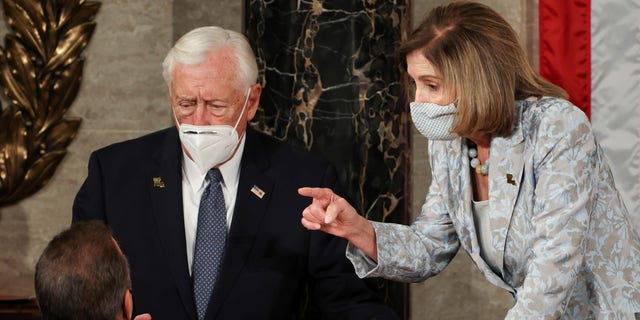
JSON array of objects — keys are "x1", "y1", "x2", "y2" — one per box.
[{"x1": 245, "y1": 0, "x2": 410, "y2": 316}]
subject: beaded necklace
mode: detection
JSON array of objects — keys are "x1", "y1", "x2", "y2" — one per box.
[{"x1": 468, "y1": 143, "x2": 489, "y2": 175}]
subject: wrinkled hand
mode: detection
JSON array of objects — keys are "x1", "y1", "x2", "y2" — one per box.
[
  {"x1": 298, "y1": 187, "x2": 378, "y2": 259},
  {"x1": 298, "y1": 187, "x2": 365, "y2": 239},
  {"x1": 134, "y1": 313, "x2": 152, "y2": 320}
]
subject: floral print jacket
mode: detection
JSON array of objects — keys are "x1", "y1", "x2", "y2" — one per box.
[{"x1": 347, "y1": 97, "x2": 640, "y2": 319}]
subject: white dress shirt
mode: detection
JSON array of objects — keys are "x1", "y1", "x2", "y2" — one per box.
[{"x1": 182, "y1": 135, "x2": 246, "y2": 275}]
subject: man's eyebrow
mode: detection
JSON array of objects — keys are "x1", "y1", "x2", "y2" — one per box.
[
  {"x1": 176, "y1": 96, "x2": 235, "y2": 106},
  {"x1": 176, "y1": 97, "x2": 197, "y2": 102}
]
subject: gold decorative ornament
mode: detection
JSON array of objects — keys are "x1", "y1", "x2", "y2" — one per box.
[
  {"x1": 0, "y1": 0, "x2": 100, "y2": 206},
  {"x1": 152, "y1": 177, "x2": 165, "y2": 188}
]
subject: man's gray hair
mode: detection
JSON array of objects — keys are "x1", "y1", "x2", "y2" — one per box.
[{"x1": 162, "y1": 26, "x2": 258, "y2": 89}]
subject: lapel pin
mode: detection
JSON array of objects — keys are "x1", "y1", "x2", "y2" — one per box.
[
  {"x1": 251, "y1": 185, "x2": 265, "y2": 199},
  {"x1": 506, "y1": 174, "x2": 516, "y2": 186},
  {"x1": 153, "y1": 177, "x2": 165, "y2": 188}
]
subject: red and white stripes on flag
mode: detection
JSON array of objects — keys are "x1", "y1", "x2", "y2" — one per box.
[{"x1": 539, "y1": 0, "x2": 640, "y2": 230}]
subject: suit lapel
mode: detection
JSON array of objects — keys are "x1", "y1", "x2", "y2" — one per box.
[
  {"x1": 488, "y1": 112, "x2": 525, "y2": 280},
  {"x1": 450, "y1": 122, "x2": 525, "y2": 292},
  {"x1": 207, "y1": 129, "x2": 275, "y2": 318},
  {"x1": 446, "y1": 139, "x2": 477, "y2": 254},
  {"x1": 147, "y1": 128, "x2": 198, "y2": 320},
  {"x1": 452, "y1": 140, "x2": 500, "y2": 279},
  {"x1": 456, "y1": 141, "x2": 480, "y2": 255}
]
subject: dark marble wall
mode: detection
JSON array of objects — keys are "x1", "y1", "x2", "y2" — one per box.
[{"x1": 245, "y1": 0, "x2": 410, "y2": 316}]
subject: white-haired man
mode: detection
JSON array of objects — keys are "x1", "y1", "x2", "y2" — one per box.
[{"x1": 73, "y1": 26, "x2": 398, "y2": 320}]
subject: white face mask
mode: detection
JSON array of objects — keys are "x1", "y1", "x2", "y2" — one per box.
[
  {"x1": 409, "y1": 101, "x2": 459, "y2": 140},
  {"x1": 175, "y1": 88, "x2": 251, "y2": 174}
]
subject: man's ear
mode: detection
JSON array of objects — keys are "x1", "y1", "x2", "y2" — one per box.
[
  {"x1": 246, "y1": 83, "x2": 262, "y2": 121},
  {"x1": 123, "y1": 288, "x2": 134, "y2": 320}
]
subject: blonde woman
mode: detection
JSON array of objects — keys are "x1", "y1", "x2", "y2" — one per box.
[{"x1": 300, "y1": 2, "x2": 640, "y2": 319}]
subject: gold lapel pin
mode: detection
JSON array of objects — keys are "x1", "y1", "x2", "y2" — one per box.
[
  {"x1": 251, "y1": 185, "x2": 265, "y2": 199},
  {"x1": 153, "y1": 177, "x2": 165, "y2": 188},
  {"x1": 506, "y1": 174, "x2": 516, "y2": 186}
]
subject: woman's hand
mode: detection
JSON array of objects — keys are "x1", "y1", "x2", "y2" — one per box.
[{"x1": 298, "y1": 187, "x2": 378, "y2": 260}]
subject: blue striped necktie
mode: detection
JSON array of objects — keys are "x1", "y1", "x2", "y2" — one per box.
[{"x1": 192, "y1": 168, "x2": 227, "y2": 320}]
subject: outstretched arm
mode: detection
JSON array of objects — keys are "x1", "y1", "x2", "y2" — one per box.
[{"x1": 298, "y1": 187, "x2": 378, "y2": 260}]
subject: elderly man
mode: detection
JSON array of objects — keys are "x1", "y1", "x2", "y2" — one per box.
[{"x1": 73, "y1": 26, "x2": 398, "y2": 320}]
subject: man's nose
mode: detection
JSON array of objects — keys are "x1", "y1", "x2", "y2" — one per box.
[{"x1": 191, "y1": 103, "x2": 209, "y2": 125}]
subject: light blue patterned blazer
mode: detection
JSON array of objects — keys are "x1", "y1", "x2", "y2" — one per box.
[{"x1": 347, "y1": 97, "x2": 640, "y2": 319}]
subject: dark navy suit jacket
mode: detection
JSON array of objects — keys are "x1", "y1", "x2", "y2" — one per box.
[{"x1": 73, "y1": 127, "x2": 398, "y2": 320}]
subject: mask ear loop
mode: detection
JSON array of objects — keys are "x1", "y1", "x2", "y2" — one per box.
[
  {"x1": 232, "y1": 87, "x2": 252, "y2": 130},
  {"x1": 172, "y1": 106, "x2": 186, "y2": 133}
]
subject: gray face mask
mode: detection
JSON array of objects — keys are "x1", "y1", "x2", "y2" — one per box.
[{"x1": 409, "y1": 101, "x2": 459, "y2": 140}]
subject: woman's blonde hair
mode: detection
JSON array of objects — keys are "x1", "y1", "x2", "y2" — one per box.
[{"x1": 400, "y1": 1, "x2": 568, "y2": 137}]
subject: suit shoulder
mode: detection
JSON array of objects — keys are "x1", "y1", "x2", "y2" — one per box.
[
  {"x1": 93, "y1": 127, "x2": 176, "y2": 156},
  {"x1": 251, "y1": 129, "x2": 329, "y2": 163},
  {"x1": 521, "y1": 97, "x2": 589, "y2": 124}
]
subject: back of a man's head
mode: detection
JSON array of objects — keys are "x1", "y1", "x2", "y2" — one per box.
[{"x1": 35, "y1": 220, "x2": 131, "y2": 320}]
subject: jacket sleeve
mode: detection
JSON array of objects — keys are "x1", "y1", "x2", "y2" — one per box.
[{"x1": 347, "y1": 140, "x2": 460, "y2": 283}]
